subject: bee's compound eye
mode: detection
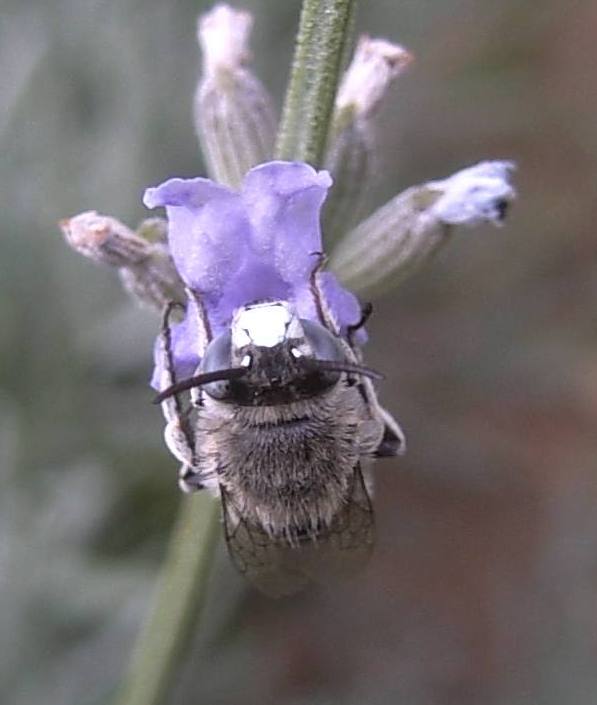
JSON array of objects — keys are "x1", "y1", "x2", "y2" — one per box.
[
  {"x1": 201, "y1": 332, "x2": 233, "y2": 373},
  {"x1": 200, "y1": 332, "x2": 236, "y2": 400},
  {"x1": 300, "y1": 319, "x2": 346, "y2": 362}
]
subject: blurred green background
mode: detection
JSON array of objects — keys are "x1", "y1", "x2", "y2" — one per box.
[{"x1": 1, "y1": 1, "x2": 596, "y2": 704}]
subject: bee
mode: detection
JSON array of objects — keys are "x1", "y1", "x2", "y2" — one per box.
[{"x1": 155, "y1": 279, "x2": 404, "y2": 596}]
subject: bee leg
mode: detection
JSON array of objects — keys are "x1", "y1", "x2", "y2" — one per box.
[
  {"x1": 178, "y1": 464, "x2": 206, "y2": 493},
  {"x1": 309, "y1": 252, "x2": 342, "y2": 336},
  {"x1": 184, "y1": 287, "x2": 213, "y2": 409},
  {"x1": 364, "y1": 387, "x2": 406, "y2": 457},
  {"x1": 309, "y1": 254, "x2": 370, "y2": 365},
  {"x1": 180, "y1": 461, "x2": 221, "y2": 494},
  {"x1": 346, "y1": 302, "x2": 373, "y2": 349},
  {"x1": 374, "y1": 404, "x2": 406, "y2": 457},
  {"x1": 157, "y1": 301, "x2": 198, "y2": 469},
  {"x1": 184, "y1": 287, "x2": 213, "y2": 354},
  {"x1": 157, "y1": 300, "x2": 219, "y2": 491},
  {"x1": 356, "y1": 376, "x2": 406, "y2": 457},
  {"x1": 308, "y1": 254, "x2": 406, "y2": 457}
]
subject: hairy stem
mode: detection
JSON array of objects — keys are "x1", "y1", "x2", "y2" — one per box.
[
  {"x1": 275, "y1": 0, "x2": 356, "y2": 166},
  {"x1": 113, "y1": 495, "x2": 220, "y2": 705}
]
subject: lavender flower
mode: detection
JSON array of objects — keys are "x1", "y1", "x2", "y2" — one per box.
[
  {"x1": 59, "y1": 2, "x2": 520, "y2": 700},
  {"x1": 194, "y1": 4, "x2": 276, "y2": 187},
  {"x1": 143, "y1": 160, "x2": 363, "y2": 389}
]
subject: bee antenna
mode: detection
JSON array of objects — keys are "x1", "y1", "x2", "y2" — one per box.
[
  {"x1": 153, "y1": 367, "x2": 248, "y2": 404},
  {"x1": 305, "y1": 359, "x2": 384, "y2": 381}
]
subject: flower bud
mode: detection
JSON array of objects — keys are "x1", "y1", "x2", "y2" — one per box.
[
  {"x1": 61, "y1": 210, "x2": 149, "y2": 267},
  {"x1": 330, "y1": 161, "x2": 516, "y2": 296},
  {"x1": 335, "y1": 36, "x2": 413, "y2": 120},
  {"x1": 194, "y1": 4, "x2": 277, "y2": 188},
  {"x1": 323, "y1": 36, "x2": 412, "y2": 245},
  {"x1": 61, "y1": 211, "x2": 185, "y2": 310}
]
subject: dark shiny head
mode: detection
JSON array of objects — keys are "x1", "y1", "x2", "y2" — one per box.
[
  {"x1": 202, "y1": 302, "x2": 346, "y2": 405},
  {"x1": 153, "y1": 301, "x2": 382, "y2": 406}
]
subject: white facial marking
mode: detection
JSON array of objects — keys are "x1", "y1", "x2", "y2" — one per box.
[
  {"x1": 290, "y1": 347, "x2": 303, "y2": 358},
  {"x1": 240, "y1": 354, "x2": 252, "y2": 367},
  {"x1": 232, "y1": 302, "x2": 292, "y2": 349}
]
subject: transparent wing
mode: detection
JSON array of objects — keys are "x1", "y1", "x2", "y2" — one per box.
[{"x1": 221, "y1": 465, "x2": 374, "y2": 598}]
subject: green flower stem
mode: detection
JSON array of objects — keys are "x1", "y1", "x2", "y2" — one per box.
[
  {"x1": 113, "y1": 495, "x2": 220, "y2": 705},
  {"x1": 275, "y1": 0, "x2": 356, "y2": 166}
]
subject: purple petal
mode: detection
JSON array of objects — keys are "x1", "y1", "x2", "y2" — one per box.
[
  {"x1": 241, "y1": 162, "x2": 332, "y2": 285},
  {"x1": 293, "y1": 281, "x2": 319, "y2": 324},
  {"x1": 293, "y1": 272, "x2": 367, "y2": 343},
  {"x1": 144, "y1": 177, "x2": 249, "y2": 292},
  {"x1": 210, "y1": 258, "x2": 291, "y2": 334},
  {"x1": 146, "y1": 162, "x2": 370, "y2": 390},
  {"x1": 143, "y1": 177, "x2": 232, "y2": 209},
  {"x1": 319, "y1": 272, "x2": 363, "y2": 333},
  {"x1": 150, "y1": 308, "x2": 201, "y2": 390}
]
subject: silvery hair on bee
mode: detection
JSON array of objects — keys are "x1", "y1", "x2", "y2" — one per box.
[{"x1": 155, "y1": 299, "x2": 404, "y2": 596}]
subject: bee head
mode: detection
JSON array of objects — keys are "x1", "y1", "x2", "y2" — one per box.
[
  {"x1": 153, "y1": 300, "x2": 382, "y2": 406},
  {"x1": 202, "y1": 301, "x2": 345, "y2": 405}
]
